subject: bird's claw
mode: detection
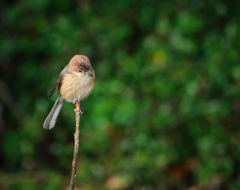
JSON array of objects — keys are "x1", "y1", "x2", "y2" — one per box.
[
  {"x1": 73, "y1": 99, "x2": 78, "y2": 105},
  {"x1": 74, "y1": 108, "x2": 83, "y2": 115},
  {"x1": 73, "y1": 99, "x2": 83, "y2": 115}
]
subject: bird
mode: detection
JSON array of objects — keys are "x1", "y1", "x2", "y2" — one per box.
[{"x1": 43, "y1": 55, "x2": 95, "y2": 129}]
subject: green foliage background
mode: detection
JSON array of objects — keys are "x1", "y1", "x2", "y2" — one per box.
[{"x1": 0, "y1": 1, "x2": 240, "y2": 189}]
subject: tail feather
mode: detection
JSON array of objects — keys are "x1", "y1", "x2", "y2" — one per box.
[{"x1": 43, "y1": 96, "x2": 63, "y2": 129}]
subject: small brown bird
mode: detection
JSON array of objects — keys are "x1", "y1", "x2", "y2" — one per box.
[{"x1": 43, "y1": 55, "x2": 95, "y2": 129}]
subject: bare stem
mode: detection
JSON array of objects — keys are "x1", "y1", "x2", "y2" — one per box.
[{"x1": 69, "y1": 101, "x2": 81, "y2": 190}]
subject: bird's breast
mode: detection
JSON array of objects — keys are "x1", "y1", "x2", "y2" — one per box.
[{"x1": 60, "y1": 72, "x2": 94, "y2": 102}]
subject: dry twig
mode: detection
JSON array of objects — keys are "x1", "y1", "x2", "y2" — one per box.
[{"x1": 69, "y1": 101, "x2": 81, "y2": 190}]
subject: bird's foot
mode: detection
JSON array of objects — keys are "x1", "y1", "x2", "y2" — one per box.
[
  {"x1": 72, "y1": 98, "x2": 79, "y2": 105},
  {"x1": 73, "y1": 99, "x2": 83, "y2": 115},
  {"x1": 74, "y1": 108, "x2": 83, "y2": 115}
]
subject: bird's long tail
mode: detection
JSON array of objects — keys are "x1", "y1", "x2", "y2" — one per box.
[{"x1": 43, "y1": 96, "x2": 63, "y2": 129}]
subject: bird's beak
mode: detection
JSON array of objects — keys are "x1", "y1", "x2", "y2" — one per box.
[{"x1": 88, "y1": 71, "x2": 93, "y2": 77}]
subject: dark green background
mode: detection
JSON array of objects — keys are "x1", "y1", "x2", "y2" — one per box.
[{"x1": 0, "y1": 1, "x2": 240, "y2": 189}]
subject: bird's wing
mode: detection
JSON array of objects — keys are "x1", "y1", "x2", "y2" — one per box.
[{"x1": 49, "y1": 65, "x2": 69, "y2": 97}]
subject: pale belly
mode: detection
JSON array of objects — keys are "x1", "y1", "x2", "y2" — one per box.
[{"x1": 60, "y1": 73, "x2": 94, "y2": 102}]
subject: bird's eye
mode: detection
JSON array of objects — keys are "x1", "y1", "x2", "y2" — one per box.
[{"x1": 79, "y1": 70, "x2": 82, "y2": 72}]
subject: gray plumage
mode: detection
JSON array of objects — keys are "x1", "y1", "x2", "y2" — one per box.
[{"x1": 43, "y1": 96, "x2": 63, "y2": 129}]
